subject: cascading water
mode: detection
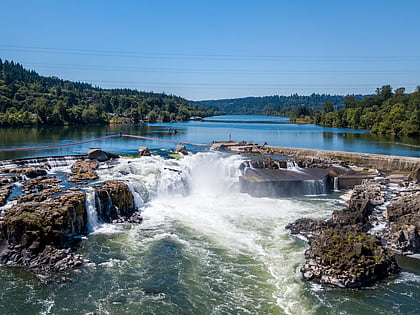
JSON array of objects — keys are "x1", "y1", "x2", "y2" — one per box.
[
  {"x1": 1, "y1": 152, "x2": 418, "y2": 314},
  {"x1": 83, "y1": 151, "x2": 335, "y2": 314},
  {"x1": 85, "y1": 187, "x2": 101, "y2": 232}
]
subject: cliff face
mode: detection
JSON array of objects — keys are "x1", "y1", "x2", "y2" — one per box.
[
  {"x1": 3, "y1": 191, "x2": 87, "y2": 249},
  {"x1": 94, "y1": 180, "x2": 135, "y2": 222},
  {"x1": 0, "y1": 192, "x2": 88, "y2": 272}
]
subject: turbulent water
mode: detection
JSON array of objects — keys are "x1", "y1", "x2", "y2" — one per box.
[{"x1": 1, "y1": 151, "x2": 419, "y2": 314}]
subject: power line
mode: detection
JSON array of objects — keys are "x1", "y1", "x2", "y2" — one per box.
[
  {"x1": 2, "y1": 44, "x2": 420, "y2": 61},
  {"x1": 23, "y1": 62, "x2": 415, "y2": 75}
]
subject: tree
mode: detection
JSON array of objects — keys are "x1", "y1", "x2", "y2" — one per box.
[
  {"x1": 343, "y1": 96, "x2": 359, "y2": 109},
  {"x1": 323, "y1": 101, "x2": 334, "y2": 113}
]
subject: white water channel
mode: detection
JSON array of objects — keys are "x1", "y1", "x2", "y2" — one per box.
[{"x1": 81, "y1": 151, "x2": 337, "y2": 314}]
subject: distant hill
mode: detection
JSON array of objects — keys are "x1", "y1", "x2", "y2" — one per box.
[
  {"x1": 194, "y1": 94, "x2": 367, "y2": 115},
  {"x1": 0, "y1": 59, "x2": 218, "y2": 126}
]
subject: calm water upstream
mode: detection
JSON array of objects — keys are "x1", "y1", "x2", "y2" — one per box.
[
  {"x1": 0, "y1": 116, "x2": 419, "y2": 314},
  {"x1": 0, "y1": 115, "x2": 420, "y2": 160}
]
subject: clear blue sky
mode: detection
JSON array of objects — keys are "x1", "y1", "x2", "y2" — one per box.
[{"x1": 1, "y1": 0, "x2": 419, "y2": 100}]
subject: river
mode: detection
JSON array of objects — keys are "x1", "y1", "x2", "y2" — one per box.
[{"x1": 0, "y1": 116, "x2": 419, "y2": 314}]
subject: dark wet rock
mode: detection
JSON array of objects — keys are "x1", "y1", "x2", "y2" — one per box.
[
  {"x1": 0, "y1": 191, "x2": 88, "y2": 273},
  {"x1": 94, "y1": 180, "x2": 135, "y2": 222},
  {"x1": 0, "y1": 184, "x2": 13, "y2": 207},
  {"x1": 175, "y1": 145, "x2": 188, "y2": 155},
  {"x1": 287, "y1": 180, "x2": 405, "y2": 288},
  {"x1": 0, "y1": 245, "x2": 88, "y2": 273},
  {"x1": 239, "y1": 157, "x2": 288, "y2": 170},
  {"x1": 2, "y1": 191, "x2": 87, "y2": 248},
  {"x1": 384, "y1": 187, "x2": 420, "y2": 254},
  {"x1": 138, "y1": 146, "x2": 151, "y2": 156},
  {"x1": 301, "y1": 230, "x2": 400, "y2": 288},
  {"x1": 20, "y1": 176, "x2": 63, "y2": 196},
  {"x1": 68, "y1": 159, "x2": 99, "y2": 182},
  {"x1": 2, "y1": 167, "x2": 47, "y2": 178},
  {"x1": 409, "y1": 168, "x2": 420, "y2": 183},
  {"x1": 87, "y1": 149, "x2": 119, "y2": 162}
]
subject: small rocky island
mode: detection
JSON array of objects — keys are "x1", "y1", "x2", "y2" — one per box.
[
  {"x1": 0, "y1": 149, "x2": 141, "y2": 279},
  {"x1": 214, "y1": 141, "x2": 420, "y2": 288}
]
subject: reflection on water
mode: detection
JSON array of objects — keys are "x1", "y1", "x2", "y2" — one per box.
[{"x1": 1, "y1": 115, "x2": 419, "y2": 161}]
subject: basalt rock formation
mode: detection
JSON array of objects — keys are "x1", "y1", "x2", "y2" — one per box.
[
  {"x1": 301, "y1": 230, "x2": 399, "y2": 288},
  {"x1": 286, "y1": 180, "x2": 420, "y2": 288},
  {"x1": 68, "y1": 159, "x2": 99, "y2": 182},
  {"x1": 0, "y1": 151, "x2": 140, "y2": 277},
  {"x1": 384, "y1": 188, "x2": 420, "y2": 254},
  {"x1": 0, "y1": 192, "x2": 87, "y2": 272},
  {"x1": 94, "y1": 180, "x2": 136, "y2": 222}
]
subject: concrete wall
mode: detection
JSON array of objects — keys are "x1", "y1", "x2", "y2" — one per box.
[{"x1": 268, "y1": 146, "x2": 420, "y2": 172}]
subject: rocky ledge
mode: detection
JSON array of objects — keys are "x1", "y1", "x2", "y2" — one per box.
[
  {"x1": 0, "y1": 150, "x2": 141, "y2": 278},
  {"x1": 287, "y1": 180, "x2": 419, "y2": 288}
]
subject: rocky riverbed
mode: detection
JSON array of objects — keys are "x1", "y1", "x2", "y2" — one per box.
[
  {"x1": 0, "y1": 149, "x2": 141, "y2": 280},
  {"x1": 286, "y1": 172, "x2": 419, "y2": 288}
]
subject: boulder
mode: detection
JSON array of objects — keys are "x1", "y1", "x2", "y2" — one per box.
[
  {"x1": 94, "y1": 180, "x2": 135, "y2": 221},
  {"x1": 68, "y1": 159, "x2": 99, "y2": 182},
  {"x1": 0, "y1": 191, "x2": 87, "y2": 273},
  {"x1": 0, "y1": 184, "x2": 12, "y2": 206},
  {"x1": 87, "y1": 149, "x2": 119, "y2": 162},
  {"x1": 138, "y1": 146, "x2": 151, "y2": 156},
  {"x1": 175, "y1": 145, "x2": 188, "y2": 155},
  {"x1": 239, "y1": 157, "x2": 287, "y2": 170}
]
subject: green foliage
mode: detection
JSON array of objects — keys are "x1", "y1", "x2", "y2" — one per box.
[
  {"x1": 0, "y1": 59, "x2": 217, "y2": 126},
  {"x1": 311, "y1": 85, "x2": 420, "y2": 135},
  {"x1": 195, "y1": 93, "x2": 366, "y2": 115}
]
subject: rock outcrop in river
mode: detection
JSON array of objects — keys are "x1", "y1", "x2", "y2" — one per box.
[
  {"x1": 0, "y1": 151, "x2": 140, "y2": 277},
  {"x1": 287, "y1": 179, "x2": 419, "y2": 288}
]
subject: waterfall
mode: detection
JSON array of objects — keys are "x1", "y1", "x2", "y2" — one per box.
[
  {"x1": 302, "y1": 178, "x2": 328, "y2": 196},
  {"x1": 0, "y1": 155, "x2": 84, "y2": 171},
  {"x1": 333, "y1": 176, "x2": 339, "y2": 191},
  {"x1": 286, "y1": 160, "x2": 303, "y2": 172},
  {"x1": 85, "y1": 187, "x2": 101, "y2": 232}
]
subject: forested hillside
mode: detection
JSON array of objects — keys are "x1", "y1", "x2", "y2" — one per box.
[
  {"x1": 195, "y1": 94, "x2": 366, "y2": 115},
  {"x1": 0, "y1": 59, "x2": 217, "y2": 126},
  {"x1": 312, "y1": 85, "x2": 420, "y2": 135}
]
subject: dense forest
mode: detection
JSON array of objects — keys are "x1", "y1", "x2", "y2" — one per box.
[
  {"x1": 195, "y1": 94, "x2": 366, "y2": 115},
  {"x1": 197, "y1": 86, "x2": 420, "y2": 136},
  {"x1": 296, "y1": 85, "x2": 420, "y2": 135},
  {"x1": 0, "y1": 59, "x2": 218, "y2": 126}
]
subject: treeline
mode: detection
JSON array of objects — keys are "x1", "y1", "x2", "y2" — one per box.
[
  {"x1": 293, "y1": 85, "x2": 420, "y2": 135},
  {"x1": 196, "y1": 94, "x2": 366, "y2": 115},
  {"x1": 0, "y1": 59, "x2": 218, "y2": 126}
]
